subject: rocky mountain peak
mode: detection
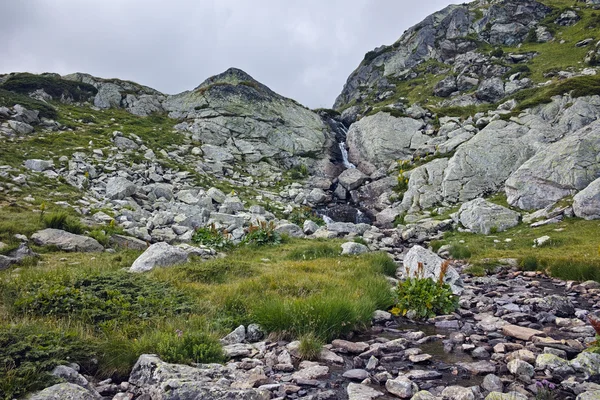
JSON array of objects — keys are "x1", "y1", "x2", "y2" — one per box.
[{"x1": 194, "y1": 67, "x2": 265, "y2": 91}]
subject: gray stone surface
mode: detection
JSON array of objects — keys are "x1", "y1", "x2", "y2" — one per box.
[
  {"x1": 573, "y1": 177, "x2": 600, "y2": 220},
  {"x1": 457, "y1": 198, "x2": 520, "y2": 234},
  {"x1": 129, "y1": 242, "x2": 189, "y2": 272},
  {"x1": 402, "y1": 245, "x2": 463, "y2": 294},
  {"x1": 105, "y1": 177, "x2": 138, "y2": 200},
  {"x1": 31, "y1": 229, "x2": 103, "y2": 252},
  {"x1": 24, "y1": 159, "x2": 54, "y2": 172},
  {"x1": 341, "y1": 242, "x2": 369, "y2": 255},
  {"x1": 27, "y1": 383, "x2": 100, "y2": 400}
]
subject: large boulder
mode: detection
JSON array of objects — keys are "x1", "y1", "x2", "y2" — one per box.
[
  {"x1": 573, "y1": 177, "x2": 600, "y2": 220},
  {"x1": 129, "y1": 354, "x2": 270, "y2": 400},
  {"x1": 457, "y1": 198, "x2": 520, "y2": 234},
  {"x1": 338, "y1": 168, "x2": 368, "y2": 191},
  {"x1": 105, "y1": 177, "x2": 138, "y2": 200},
  {"x1": 24, "y1": 159, "x2": 54, "y2": 172},
  {"x1": 401, "y1": 245, "x2": 463, "y2": 294},
  {"x1": 129, "y1": 242, "x2": 189, "y2": 272},
  {"x1": 346, "y1": 112, "x2": 426, "y2": 169},
  {"x1": 31, "y1": 229, "x2": 103, "y2": 252},
  {"x1": 27, "y1": 382, "x2": 100, "y2": 400},
  {"x1": 506, "y1": 120, "x2": 600, "y2": 210}
]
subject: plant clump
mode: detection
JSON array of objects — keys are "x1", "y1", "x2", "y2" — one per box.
[
  {"x1": 391, "y1": 261, "x2": 458, "y2": 319},
  {"x1": 192, "y1": 223, "x2": 232, "y2": 249}
]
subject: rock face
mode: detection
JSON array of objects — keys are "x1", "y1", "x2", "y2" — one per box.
[
  {"x1": 506, "y1": 120, "x2": 600, "y2": 210},
  {"x1": 129, "y1": 242, "x2": 189, "y2": 272},
  {"x1": 346, "y1": 113, "x2": 425, "y2": 168},
  {"x1": 165, "y1": 68, "x2": 334, "y2": 171},
  {"x1": 333, "y1": 0, "x2": 551, "y2": 115},
  {"x1": 31, "y1": 229, "x2": 103, "y2": 252},
  {"x1": 400, "y1": 245, "x2": 463, "y2": 294},
  {"x1": 28, "y1": 382, "x2": 100, "y2": 400},
  {"x1": 457, "y1": 198, "x2": 520, "y2": 234},
  {"x1": 573, "y1": 177, "x2": 600, "y2": 219}
]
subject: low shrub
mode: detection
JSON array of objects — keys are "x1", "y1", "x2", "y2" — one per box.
[
  {"x1": 449, "y1": 244, "x2": 472, "y2": 259},
  {"x1": 243, "y1": 221, "x2": 281, "y2": 246},
  {"x1": 192, "y1": 224, "x2": 232, "y2": 249},
  {"x1": 364, "y1": 252, "x2": 397, "y2": 277},
  {"x1": 289, "y1": 164, "x2": 309, "y2": 180},
  {"x1": 6, "y1": 272, "x2": 193, "y2": 326},
  {"x1": 43, "y1": 212, "x2": 85, "y2": 235},
  {"x1": 0, "y1": 323, "x2": 93, "y2": 400},
  {"x1": 169, "y1": 258, "x2": 255, "y2": 284},
  {"x1": 392, "y1": 262, "x2": 458, "y2": 319},
  {"x1": 519, "y1": 255, "x2": 540, "y2": 271},
  {"x1": 288, "y1": 206, "x2": 324, "y2": 227}
]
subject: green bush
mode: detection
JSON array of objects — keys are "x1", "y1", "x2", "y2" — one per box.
[
  {"x1": 0, "y1": 323, "x2": 93, "y2": 400},
  {"x1": 6, "y1": 272, "x2": 193, "y2": 326},
  {"x1": 289, "y1": 164, "x2": 309, "y2": 180},
  {"x1": 392, "y1": 268, "x2": 458, "y2": 319},
  {"x1": 192, "y1": 224, "x2": 232, "y2": 249},
  {"x1": 43, "y1": 212, "x2": 85, "y2": 235},
  {"x1": 287, "y1": 243, "x2": 339, "y2": 261},
  {"x1": 148, "y1": 329, "x2": 225, "y2": 364},
  {"x1": 519, "y1": 255, "x2": 540, "y2": 271},
  {"x1": 288, "y1": 206, "x2": 324, "y2": 227},
  {"x1": 243, "y1": 221, "x2": 281, "y2": 246},
  {"x1": 450, "y1": 244, "x2": 472, "y2": 259}
]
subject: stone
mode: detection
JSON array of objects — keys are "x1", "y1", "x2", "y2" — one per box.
[
  {"x1": 482, "y1": 374, "x2": 503, "y2": 392},
  {"x1": 485, "y1": 393, "x2": 527, "y2": 400},
  {"x1": 105, "y1": 177, "x2": 137, "y2": 200},
  {"x1": 332, "y1": 339, "x2": 370, "y2": 354},
  {"x1": 506, "y1": 120, "x2": 600, "y2": 210},
  {"x1": 307, "y1": 188, "x2": 328, "y2": 204},
  {"x1": 502, "y1": 324, "x2": 543, "y2": 341},
  {"x1": 319, "y1": 348, "x2": 344, "y2": 364},
  {"x1": 507, "y1": 359, "x2": 534, "y2": 378},
  {"x1": 571, "y1": 352, "x2": 600, "y2": 377},
  {"x1": 129, "y1": 242, "x2": 188, "y2": 272},
  {"x1": 207, "y1": 187, "x2": 226, "y2": 203},
  {"x1": 385, "y1": 375, "x2": 419, "y2": 398},
  {"x1": 372, "y1": 310, "x2": 392, "y2": 323},
  {"x1": 476, "y1": 78, "x2": 505, "y2": 103},
  {"x1": 535, "y1": 353, "x2": 574, "y2": 375},
  {"x1": 8, "y1": 120, "x2": 34, "y2": 134},
  {"x1": 341, "y1": 242, "x2": 369, "y2": 255},
  {"x1": 346, "y1": 383, "x2": 383, "y2": 400},
  {"x1": 347, "y1": 112, "x2": 425, "y2": 168},
  {"x1": 343, "y1": 369, "x2": 369, "y2": 381},
  {"x1": 303, "y1": 220, "x2": 319, "y2": 235},
  {"x1": 221, "y1": 325, "x2": 246, "y2": 345},
  {"x1": 28, "y1": 383, "x2": 100, "y2": 400},
  {"x1": 441, "y1": 386, "x2": 475, "y2": 400},
  {"x1": 246, "y1": 324, "x2": 264, "y2": 342},
  {"x1": 457, "y1": 198, "x2": 520, "y2": 234},
  {"x1": 291, "y1": 364, "x2": 329, "y2": 381},
  {"x1": 338, "y1": 168, "x2": 369, "y2": 191},
  {"x1": 457, "y1": 361, "x2": 496, "y2": 375},
  {"x1": 24, "y1": 159, "x2": 54, "y2": 172},
  {"x1": 401, "y1": 245, "x2": 463, "y2": 294},
  {"x1": 108, "y1": 234, "x2": 148, "y2": 251},
  {"x1": 274, "y1": 223, "x2": 303, "y2": 238},
  {"x1": 411, "y1": 392, "x2": 437, "y2": 400},
  {"x1": 577, "y1": 392, "x2": 600, "y2": 400},
  {"x1": 574, "y1": 177, "x2": 600, "y2": 220},
  {"x1": 31, "y1": 229, "x2": 103, "y2": 252}
]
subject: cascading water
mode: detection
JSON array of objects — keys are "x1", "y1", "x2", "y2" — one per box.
[{"x1": 330, "y1": 119, "x2": 355, "y2": 169}]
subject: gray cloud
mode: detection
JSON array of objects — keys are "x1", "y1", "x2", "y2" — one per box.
[{"x1": 0, "y1": 0, "x2": 454, "y2": 108}]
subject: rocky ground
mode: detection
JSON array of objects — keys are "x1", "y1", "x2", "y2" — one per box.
[{"x1": 30, "y1": 262, "x2": 600, "y2": 400}]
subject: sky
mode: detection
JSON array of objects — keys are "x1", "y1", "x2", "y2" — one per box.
[{"x1": 0, "y1": 1, "x2": 454, "y2": 108}]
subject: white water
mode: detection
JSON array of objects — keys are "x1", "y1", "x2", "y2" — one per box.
[{"x1": 338, "y1": 142, "x2": 356, "y2": 169}]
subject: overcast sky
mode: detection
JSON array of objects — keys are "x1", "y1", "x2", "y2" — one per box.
[{"x1": 1, "y1": 1, "x2": 454, "y2": 108}]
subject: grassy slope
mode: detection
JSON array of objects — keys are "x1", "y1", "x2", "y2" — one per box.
[{"x1": 0, "y1": 240, "x2": 395, "y2": 399}]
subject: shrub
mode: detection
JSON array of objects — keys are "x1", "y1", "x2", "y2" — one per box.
[
  {"x1": 148, "y1": 329, "x2": 225, "y2": 364},
  {"x1": 287, "y1": 243, "x2": 339, "y2": 261},
  {"x1": 288, "y1": 206, "x2": 324, "y2": 227},
  {"x1": 43, "y1": 212, "x2": 85, "y2": 234},
  {"x1": 490, "y1": 47, "x2": 504, "y2": 58},
  {"x1": 243, "y1": 221, "x2": 281, "y2": 246},
  {"x1": 0, "y1": 323, "x2": 93, "y2": 400},
  {"x1": 449, "y1": 244, "x2": 472, "y2": 259},
  {"x1": 6, "y1": 272, "x2": 193, "y2": 326},
  {"x1": 392, "y1": 261, "x2": 458, "y2": 319},
  {"x1": 192, "y1": 224, "x2": 232, "y2": 249},
  {"x1": 289, "y1": 164, "x2": 309, "y2": 180},
  {"x1": 297, "y1": 333, "x2": 324, "y2": 360},
  {"x1": 170, "y1": 258, "x2": 255, "y2": 284},
  {"x1": 519, "y1": 255, "x2": 540, "y2": 271}
]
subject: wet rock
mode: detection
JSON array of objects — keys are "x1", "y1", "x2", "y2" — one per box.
[
  {"x1": 343, "y1": 369, "x2": 369, "y2": 381},
  {"x1": 346, "y1": 383, "x2": 383, "y2": 400},
  {"x1": 338, "y1": 168, "x2": 369, "y2": 191},
  {"x1": 332, "y1": 339, "x2": 370, "y2": 354},
  {"x1": 385, "y1": 375, "x2": 419, "y2": 398},
  {"x1": 507, "y1": 359, "x2": 534, "y2": 378},
  {"x1": 441, "y1": 386, "x2": 474, "y2": 400}
]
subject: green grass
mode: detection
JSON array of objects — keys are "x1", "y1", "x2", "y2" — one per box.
[
  {"x1": 437, "y1": 217, "x2": 600, "y2": 282},
  {"x1": 0, "y1": 89, "x2": 57, "y2": 119},
  {"x1": 0, "y1": 239, "x2": 395, "y2": 394}
]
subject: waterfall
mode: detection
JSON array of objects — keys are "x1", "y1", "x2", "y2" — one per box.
[{"x1": 332, "y1": 120, "x2": 356, "y2": 169}]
